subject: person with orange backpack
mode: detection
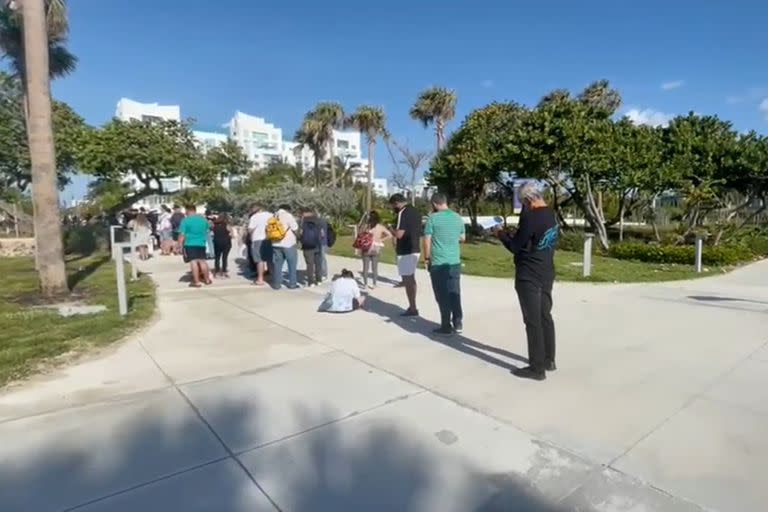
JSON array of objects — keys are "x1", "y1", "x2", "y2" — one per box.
[{"x1": 268, "y1": 204, "x2": 299, "y2": 289}]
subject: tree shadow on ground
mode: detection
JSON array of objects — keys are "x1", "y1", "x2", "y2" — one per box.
[
  {"x1": 363, "y1": 294, "x2": 528, "y2": 371},
  {"x1": 0, "y1": 392, "x2": 569, "y2": 512},
  {"x1": 67, "y1": 255, "x2": 112, "y2": 290}
]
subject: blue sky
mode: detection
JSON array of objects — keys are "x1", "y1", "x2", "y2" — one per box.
[{"x1": 53, "y1": 0, "x2": 768, "y2": 201}]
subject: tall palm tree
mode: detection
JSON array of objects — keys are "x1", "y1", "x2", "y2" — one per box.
[
  {"x1": 0, "y1": 0, "x2": 77, "y2": 123},
  {"x1": 16, "y1": 0, "x2": 69, "y2": 296},
  {"x1": 409, "y1": 86, "x2": 456, "y2": 153},
  {"x1": 347, "y1": 105, "x2": 386, "y2": 211},
  {"x1": 309, "y1": 102, "x2": 344, "y2": 187},
  {"x1": 294, "y1": 117, "x2": 327, "y2": 187}
]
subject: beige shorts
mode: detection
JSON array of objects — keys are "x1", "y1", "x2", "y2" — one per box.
[{"x1": 397, "y1": 253, "x2": 420, "y2": 277}]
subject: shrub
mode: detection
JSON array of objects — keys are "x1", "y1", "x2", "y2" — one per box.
[
  {"x1": 608, "y1": 242, "x2": 753, "y2": 266},
  {"x1": 63, "y1": 225, "x2": 109, "y2": 256},
  {"x1": 231, "y1": 183, "x2": 358, "y2": 227},
  {"x1": 556, "y1": 230, "x2": 587, "y2": 252}
]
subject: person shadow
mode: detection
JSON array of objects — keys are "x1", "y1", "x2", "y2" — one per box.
[{"x1": 362, "y1": 294, "x2": 528, "y2": 372}]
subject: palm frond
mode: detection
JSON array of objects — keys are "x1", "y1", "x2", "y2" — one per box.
[{"x1": 48, "y1": 43, "x2": 77, "y2": 78}]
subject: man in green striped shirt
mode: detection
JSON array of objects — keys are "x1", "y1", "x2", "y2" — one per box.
[{"x1": 423, "y1": 192, "x2": 466, "y2": 335}]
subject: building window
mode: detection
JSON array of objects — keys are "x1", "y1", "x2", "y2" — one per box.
[
  {"x1": 337, "y1": 140, "x2": 350, "y2": 149},
  {"x1": 141, "y1": 115, "x2": 163, "y2": 124}
]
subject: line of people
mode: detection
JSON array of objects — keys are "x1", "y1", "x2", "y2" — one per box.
[{"x1": 166, "y1": 181, "x2": 559, "y2": 382}]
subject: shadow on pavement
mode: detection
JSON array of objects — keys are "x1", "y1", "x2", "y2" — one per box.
[
  {"x1": 0, "y1": 394, "x2": 565, "y2": 512},
  {"x1": 363, "y1": 295, "x2": 528, "y2": 371},
  {"x1": 688, "y1": 295, "x2": 768, "y2": 305}
]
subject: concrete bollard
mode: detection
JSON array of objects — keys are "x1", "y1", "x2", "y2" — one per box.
[
  {"x1": 695, "y1": 235, "x2": 704, "y2": 273},
  {"x1": 112, "y1": 243, "x2": 128, "y2": 316},
  {"x1": 583, "y1": 233, "x2": 594, "y2": 278}
]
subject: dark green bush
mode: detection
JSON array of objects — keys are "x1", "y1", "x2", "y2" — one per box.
[
  {"x1": 608, "y1": 242, "x2": 753, "y2": 266},
  {"x1": 64, "y1": 225, "x2": 108, "y2": 256},
  {"x1": 556, "y1": 230, "x2": 586, "y2": 252},
  {"x1": 745, "y1": 236, "x2": 768, "y2": 256}
]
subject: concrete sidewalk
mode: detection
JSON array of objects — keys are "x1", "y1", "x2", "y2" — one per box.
[{"x1": 1, "y1": 251, "x2": 766, "y2": 511}]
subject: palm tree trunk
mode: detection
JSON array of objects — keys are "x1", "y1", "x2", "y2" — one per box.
[
  {"x1": 313, "y1": 155, "x2": 319, "y2": 188},
  {"x1": 436, "y1": 119, "x2": 445, "y2": 153},
  {"x1": 22, "y1": 0, "x2": 68, "y2": 297},
  {"x1": 329, "y1": 136, "x2": 336, "y2": 187},
  {"x1": 366, "y1": 142, "x2": 374, "y2": 212}
]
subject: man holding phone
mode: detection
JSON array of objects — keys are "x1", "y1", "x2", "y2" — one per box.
[
  {"x1": 495, "y1": 182, "x2": 559, "y2": 381},
  {"x1": 388, "y1": 193, "x2": 421, "y2": 316}
]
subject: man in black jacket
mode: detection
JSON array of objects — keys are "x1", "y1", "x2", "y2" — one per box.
[{"x1": 496, "y1": 182, "x2": 559, "y2": 381}]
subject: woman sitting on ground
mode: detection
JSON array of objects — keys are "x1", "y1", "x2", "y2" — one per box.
[{"x1": 318, "y1": 269, "x2": 365, "y2": 313}]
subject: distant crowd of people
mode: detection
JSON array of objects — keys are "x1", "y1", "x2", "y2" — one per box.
[{"x1": 125, "y1": 181, "x2": 559, "y2": 382}]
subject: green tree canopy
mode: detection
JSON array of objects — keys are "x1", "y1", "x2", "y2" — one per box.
[
  {"x1": 78, "y1": 118, "x2": 208, "y2": 210},
  {"x1": 0, "y1": 72, "x2": 87, "y2": 191},
  {"x1": 428, "y1": 101, "x2": 526, "y2": 227}
]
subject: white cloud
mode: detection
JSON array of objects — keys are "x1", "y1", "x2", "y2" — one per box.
[
  {"x1": 481, "y1": 79, "x2": 495, "y2": 89},
  {"x1": 625, "y1": 108, "x2": 674, "y2": 127},
  {"x1": 661, "y1": 80, "x2": 684, "y2": 91},
  {"x1": 760, "y1": 98, "x2": 768, "y2": 120}
]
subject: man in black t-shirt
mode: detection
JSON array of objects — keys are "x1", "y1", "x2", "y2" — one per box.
[
  {"x1": 388, "y1": 193, "x2": 421, "y2": 316},
  {"x1": 496, "y1": 182, "x2": 559, "y2": 381}
]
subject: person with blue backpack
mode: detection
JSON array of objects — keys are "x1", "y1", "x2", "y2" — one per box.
[{"x1": 299, "y1": 207, "x2": 327, "y2": 288}]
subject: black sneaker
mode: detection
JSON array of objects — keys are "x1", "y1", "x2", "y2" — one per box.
[
  {"x1": 453, "y1": 322, "x2": 463, "y2": 334},
  {"x1": 400, "y1": 309, "x2": 419, "y2": 317},
  {"x1": 432, "y1": 326, "x2": 454, "y2": 336},
  {"x1": 512, "y1": 366, "x2": 546, "y2": 381},
  {"x1": 545, "y1": 361, "x2": 557, "y2": 372}
]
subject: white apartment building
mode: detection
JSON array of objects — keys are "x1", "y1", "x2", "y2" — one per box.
[
  {"x1": 286, "y1": 129, "x2": 373, "y2": 184},
  {"x1": 113, "y1": 99, "x2": 385, "y2": 206},
  {"x1": 226, "y1": 112, "x2": 284, "y2": 169},
  {"x1": 115, "y1": 98, "x2": 180, "y2": 123},
  {"x1": 192, "y1": 130, "x2": 228, "y2": 152}
]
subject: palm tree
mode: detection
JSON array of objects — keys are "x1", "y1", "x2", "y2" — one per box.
[
  {"x1": 347, "y1": 105, "x2": 386, "y2": 211},
  {"x1": 14, "y1": 0, "x2": 70, "y2": 296},
  {"x1": 323, "y1": 155, "x2": 361, "y2": 191},
  {"x1": 309, "y1": 102, "x2": 344, "y2": 187},
  {"x1": 294, "y1": 117, "x2": 327, "y2": 187},
  {"x1": 0, "y1": 0, "x2": 77, "y2": 123},
  {"x1": 409, "y1": 86, "x2": 456, "y2": 153}
]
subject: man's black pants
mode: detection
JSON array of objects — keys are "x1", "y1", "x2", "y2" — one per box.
[
  {"x1": 429, "y1": 264, "x2": 463, "y2": 329},
  {"x1": 515, "y1": 278, "x2": 555, "y2": 371}
]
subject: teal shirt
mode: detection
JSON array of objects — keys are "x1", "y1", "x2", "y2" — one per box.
[
  {"x1": 424, "y1": 209, "x2": 465, "y2": 266},
  {"x1": 180, "y1": 214, "x2": 209, "y2": 247}
]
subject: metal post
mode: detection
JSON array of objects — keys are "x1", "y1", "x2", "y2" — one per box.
[
  {"x1": 129, "y1": 231, "x2": 138, "y2": 281},
  {"x1": 110, "y1": 225, "x2": 120, "y2": 260},
  {"x1": 695, "y1": 235, "x2": 704, "y2": 273},
  {"x1": 583, "y1": 233, "x2": 594, "y2": 278},
  {"x1": 113, "y1": 243, "x2": 128, "y2": 316},
  {"x1": 12, "y1": 203, "x2": 19, "y2": 238}
]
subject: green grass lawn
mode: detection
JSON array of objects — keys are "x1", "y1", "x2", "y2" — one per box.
[
  {"x1": 0, "y1": 254, "x2": 155, "y2": 387},
  {"x1": 330, "y1": 236, "x2": 728, "y2": 283}
]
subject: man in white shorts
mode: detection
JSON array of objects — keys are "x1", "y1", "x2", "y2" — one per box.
[
  {"x1": 247, "y1": 203, "x2": 273, "y2": 286},
  {"x1": 389, "y1": 193, "x2": 421, "y2": 316}
]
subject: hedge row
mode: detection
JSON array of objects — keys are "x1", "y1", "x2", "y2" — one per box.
[{"x1": 608, "y1": 242, "x2": 753, "y2": 266}]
